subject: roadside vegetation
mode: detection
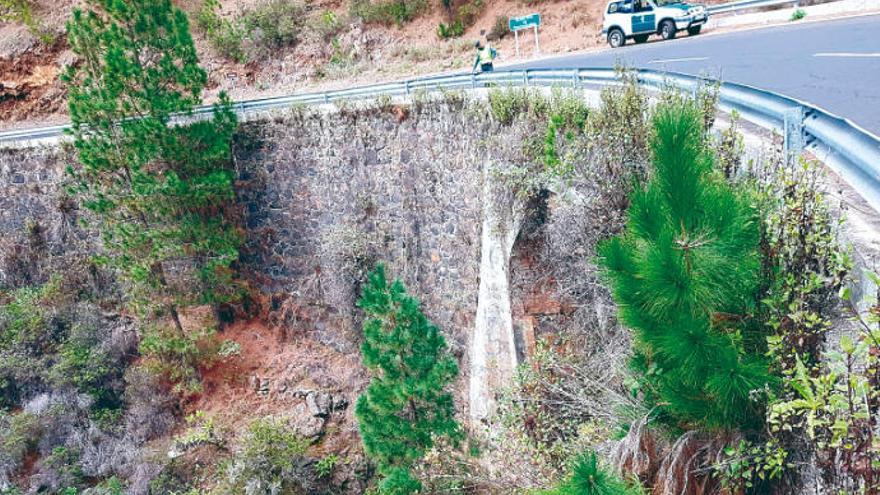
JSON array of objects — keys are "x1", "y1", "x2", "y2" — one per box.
[{"x1": 0, "y1": 0, "x2": 52, "y2": 42}]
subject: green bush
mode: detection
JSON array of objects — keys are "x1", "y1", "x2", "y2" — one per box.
[
  {"x1": 790, "y1": 8, "x2": 806, "y2": 21},
  {"x1": 0, "y1": 411, "x2": 41, "y2": 470},
  {"x1": 312, "y1": 9, "x2": 343, "y2": 41},
  {"x1": 437, "y1": 21, "x2": 464, "y2": 39},
  {"x1": 487, "y1": 15, "x2": 510, "y2": 41},
  {"x1": 599, "y1": 98, "x2": 774, "y2": 431},
  {"x1": 453, "y1": 0, "x2": 483, "y2": 28},
  {"x1": 488, "y1": 87, "x2": 550, "y2": 126},
  {"x1": 138, "y1": 323, "x2": 218, "y2": 394},
  {"x1": 0, "y1": 278, "x2": 64, "y2": 408},
  {"x1": 350, "y1": 0, "x2": 428, "y2": 26},
  {"x1": 218, "y1": 416, "x2": 313, "y2": 494},
  {"x1": 243, "y1": 0, "x2": 306, "y2": 51}
]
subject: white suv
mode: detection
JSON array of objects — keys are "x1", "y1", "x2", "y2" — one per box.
[{"x1": 602, "y1": 0, "x2": 708, "y2": 48}]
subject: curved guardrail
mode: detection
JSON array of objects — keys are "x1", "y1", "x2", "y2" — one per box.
[
  {"x1": 2, "y1": 67, "x2": 879, "y2": 212},
  {"x1": 706, "y1": 0, "x2": 799, "y2": 15}
]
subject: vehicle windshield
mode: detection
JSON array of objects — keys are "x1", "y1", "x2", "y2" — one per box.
[{"x1": 654, "y1": 0, "x2": 685, "y2": 5}]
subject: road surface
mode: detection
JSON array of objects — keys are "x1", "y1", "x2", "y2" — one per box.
[{"x1": 513, "y1": 14, "x2": 880, "y2": 135}]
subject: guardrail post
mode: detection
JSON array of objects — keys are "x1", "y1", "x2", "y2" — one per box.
[
  {"x1": 471, "y1": 73, "x2": 476, "y2": 89},
  {"x1": 572, "y1": 70, "x2": 579, "y2": 88},
  {"x1": 783, "y1": 106, "x2": 805, "y2": 163},
  {"x1": 405, "y1": 80, "x2": 411, "y2": 95},
  {"x1": 523, "y1": 70, "x2": 529, "y2": 87},
  {"x1": 323, "y1": 93, "x2": 329, "y2": 104}
]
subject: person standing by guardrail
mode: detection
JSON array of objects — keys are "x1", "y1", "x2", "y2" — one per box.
[{"x1": 472, "y1": 40, "x2": 497, "y2": 73}]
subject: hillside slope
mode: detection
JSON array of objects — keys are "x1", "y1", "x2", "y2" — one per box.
[{"x1": 0, "y1": 0, "x2": 734, "y2": 128}]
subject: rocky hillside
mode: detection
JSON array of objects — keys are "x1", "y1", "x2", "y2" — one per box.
[{"x1": 0, "y1": 0, "x2": 742, "y2": 129}]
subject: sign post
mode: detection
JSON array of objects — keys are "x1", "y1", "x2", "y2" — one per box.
[{"x1": 508, "y1": 13, "x2": 541, "y2": 58}]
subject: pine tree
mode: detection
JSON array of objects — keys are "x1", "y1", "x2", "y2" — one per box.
[
  {"x1": 62, "y1": 0, "x2": 240, "y2": 331},
  {"x1": 355, "y1": 264, "x2": 460, "y2": 494},
  {"x1": 545, "y1": 451, "x2": 641, "y2": 495},
  {"x1": 599, "y1": 99, "x2": 773, "y2": 431}
]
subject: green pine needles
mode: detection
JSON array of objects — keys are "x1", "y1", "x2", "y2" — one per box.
[
  {"x1": 356, "y1": 265, "x2": 461, "y2": 494},
  {"x1": 541, "y1": 451, "x2": 641, "y2": 495},
  {"x1": 62, "y1": 0, "x2": 241, "y2": 331},
  {"x1": 599, "y1": 100, "x2": 773, "y2": 431}
]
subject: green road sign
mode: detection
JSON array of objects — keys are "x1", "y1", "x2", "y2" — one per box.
[{"x1": 509, "y1": 13, "x2": 541, "y2": 31}]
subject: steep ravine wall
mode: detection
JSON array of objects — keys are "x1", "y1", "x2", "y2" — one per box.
[{"x1": 0, "y1": 99, "x2": 540, "y2": 424}]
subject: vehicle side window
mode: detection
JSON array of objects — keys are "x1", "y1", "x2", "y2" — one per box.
[
  {"x1": 620, "y1": 1, "x2": 633, "y2": 13},
  {"x1": 608, "y1": 2, "x2": 620, "y2": 13}
]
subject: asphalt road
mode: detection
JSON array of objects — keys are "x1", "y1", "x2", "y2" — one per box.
[{"x1": 513, "y1": 14, "x2": 880, "y2": 135}]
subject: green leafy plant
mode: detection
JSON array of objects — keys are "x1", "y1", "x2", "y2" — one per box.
[
  {"x1": 766, "y1": 276, "x2": 880, "y2": 493},
  {"x1": 63, "y1": 0, "x2": 241, "y2": 337},
  {"x1": 316, "y1": 453, "x2": 340, "y2": 478},
  {"x1": 713, "y1": 439, "x2": 790, "y2": 491},
  {"x1": 790, "y1": 8, "x2": 806, "y2": 21},
  {"x1": 599, "y1": 98, "x2": 774, "y2": 431},
  {"x1": 355, "y1": 264, "x2": 461, "y2": 494}
]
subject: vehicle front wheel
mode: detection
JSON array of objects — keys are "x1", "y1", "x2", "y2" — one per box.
[
  {"x1": 660, "y1": 20, "x2": 676, "y2": 40},
  {"x1": 634, "y1": 34, "x2": 649, "y2": 43},
  {"x1": 687, "y1": 25, "x2": 702, "y2": 35},
  {"x1": 608, "y1": 28, "x2": 625, "y2": 48}
]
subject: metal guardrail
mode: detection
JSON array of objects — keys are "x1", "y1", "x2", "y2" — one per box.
[
  {"x1": 2, "y1": 67, "x2": 879, "y2": 213},
  {"x1": 707, "y1": 0, "x2": 799, "y2": 15}
]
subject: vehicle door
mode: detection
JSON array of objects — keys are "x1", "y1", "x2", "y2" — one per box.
[
  {"x1": 606, "y1": 1, "x2": 631, "y2": 33},
  {"x1": 631, "y1": 0, "x2": 656, "y2": 33}
]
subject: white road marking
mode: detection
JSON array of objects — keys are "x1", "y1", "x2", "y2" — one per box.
[
  {"x1": 647, "y1": 56, "x2": 709, "y2": 64},
  {"x1": 814, "y1": 52, "x2": 880, "y2": 58}
]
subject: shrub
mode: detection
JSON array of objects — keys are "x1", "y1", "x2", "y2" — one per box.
[
  {"x1": 197, "y1": 0, "x2": 248, "y2": 62},
  {"x1": 487, "y1": 15, "x2": 510, "y2": 41},
  {"x1": 138, "y1": 323, "x2": 217, "y2": 394},
  {"x1": 356, "y1": 265, "x2": 461, "y2": 494},
  {"x1": 453, "y1": 0, "x2": 484, "y2": 28},
  {"x1": 243, "y1": 0, "x2": 306, "y2": 53},
  {"x1": 350, "y1": 0, "x2": 428, "y2": 26},
  {"x1": 312, "y1": 9, "x2": 343, "y2": 41},
  {"x1": 316, "y1": 453, "x2": 339, "y2": 478},
  {"x1": 599, "y1": 98, "x2": 774, "y2": 431},
  {"x1": 790, "y1": 8, "x2": 806, "y2": 21},
  {"x1": 0, "y1": 278, "x2": 65, "y2": 408},
  {"x1": 219, "y1": 416, "x2": 314, "y2": 494},
  {"x1": 488, "y1": 87, "x2": 549, "y2": 126},
  {"x1": 437, "y1": 21, "x2": 464, "y2": 39},
  {"x1": 0, "y1": 411, "x2": 41, "y2": 468}
]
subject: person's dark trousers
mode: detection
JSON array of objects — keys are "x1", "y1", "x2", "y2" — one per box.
[{"x1": 481, "y1": 63, "x2": 494, "y2": 72}]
